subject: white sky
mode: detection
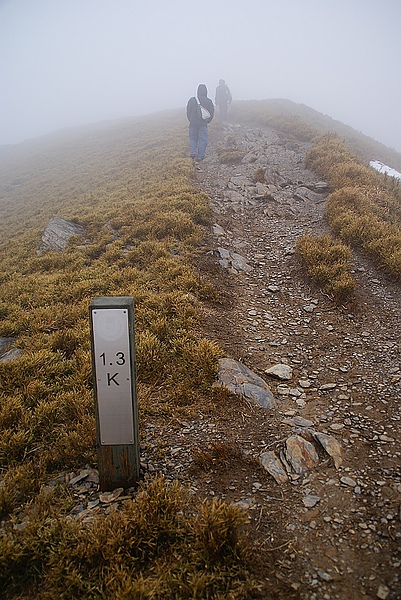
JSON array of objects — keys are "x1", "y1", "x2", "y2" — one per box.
[{"x1": 1, "y1": 0, "x2": 400, "y2": 151}]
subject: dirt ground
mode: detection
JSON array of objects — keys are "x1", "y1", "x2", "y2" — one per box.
[{"x1": 146, "y1": 120, "x2": 401, "y2": 600}]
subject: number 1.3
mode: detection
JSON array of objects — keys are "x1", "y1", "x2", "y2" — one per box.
[{"x1": 99, "y1": 352, "x2": 126, "y2": 366}]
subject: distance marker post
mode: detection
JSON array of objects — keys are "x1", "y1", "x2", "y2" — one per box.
[{"x1": 89, "y1": 297, "x2": 140, "y2": 490}]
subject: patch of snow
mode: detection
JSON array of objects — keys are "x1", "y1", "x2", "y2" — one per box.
[{"x1": 369, "y1": 160, "x2": 401, "y2": 181}]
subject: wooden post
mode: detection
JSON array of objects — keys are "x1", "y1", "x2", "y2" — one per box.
[{"x1": 89, "y1": 297, "x2": 140, "y2": 491}]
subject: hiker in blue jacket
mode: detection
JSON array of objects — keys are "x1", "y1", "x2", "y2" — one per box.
[{"x1": 186, "y1": 84, "x2": 214, "y2": 161}]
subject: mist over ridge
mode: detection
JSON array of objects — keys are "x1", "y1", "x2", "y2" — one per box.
[
  {"x1": 1, "y1": 99, "x2": 400, "y2": 181},
  {"x1": 1, "y1": 0, "x2": 400, "y2": 152}
]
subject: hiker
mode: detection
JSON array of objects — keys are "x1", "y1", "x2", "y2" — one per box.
[
  {"x1": 215, "y1": 79, "x2": 232, "y2": 121},
  {"x1": 186, "y1": 84, "x2": 214, "y2": 161}
]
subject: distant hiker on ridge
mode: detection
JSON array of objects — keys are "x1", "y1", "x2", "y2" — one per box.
[
  {"x1": 186, "y1": 84, "x2": 214, "y2": 162},
  {"x1": 215, "y1": 79, "x2": 232, "y2": 121}
]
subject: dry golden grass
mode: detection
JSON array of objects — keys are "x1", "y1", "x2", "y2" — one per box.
[
  {"x1": 0, "y1": 115, "x2": 223, "y2": 504},
  {"x1": 306, "y1": 134, "x2": 401, "y2": 280},
  {"x1": 326, "y1": 188, "x2": 401, "y2": 278},
  {"x1": 296, "y1": 234, "x2": 356, "y2": 302},
  {"x1": 0, "y1": 476, "x2": 258, "y2": 599}
]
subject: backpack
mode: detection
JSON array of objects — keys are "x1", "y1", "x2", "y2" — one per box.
[{"x1": 195, "y1": 97, "x2": 211, "y2": 121}]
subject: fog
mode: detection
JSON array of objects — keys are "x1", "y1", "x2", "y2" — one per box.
[{"x1": 1, "y1": 0, "x2": 400, "y2": 152}]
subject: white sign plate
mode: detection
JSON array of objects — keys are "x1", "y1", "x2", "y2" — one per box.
[{"x1": 92, "y1": 308, "x2": 135, "y2": 445}]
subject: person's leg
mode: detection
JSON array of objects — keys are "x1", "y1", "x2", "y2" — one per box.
[
  {"x1": 189, "y1": 125, "x2": 199, "y2": 158},
  {"x1": 220, "y1": 102, "x2": 228, "y2": 121},
  {"x1": 197, "y1": 125, "x2": 208, "y2": 160}
]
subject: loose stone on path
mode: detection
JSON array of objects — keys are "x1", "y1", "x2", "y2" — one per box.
[
  {"x1": 259, "y1": 451, "x2": 289, "y2": 484},
  {"x1": 284, "y1": 435, "x2": 319, "y2": 474},
  {"x1": 265, "y1": 363, "x2": 293, "y2": 380},
  {"x1": 215, "y1": 357, "x2": 277, "y2": 409},
  {"x1": 312, "y1": 431, "x2": 343, "y2": 469},
  {"x1": 217, "y1": 247, "x2": 252, "y2": 272}
]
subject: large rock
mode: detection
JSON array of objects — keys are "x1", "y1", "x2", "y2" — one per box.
[
  {"x1": 37, "y1": 217, "x2": 85, "y2": 254},
  {"x1": 259, "y1": 451, "x2": 288, "y2": 484},
  {"x1": 0, "y1": 337, "x2": 22, "y2": 362},
  {"x1": 216, "y1": 357, "x2": 277, "y2": 409},
  {"x1": 0, "y1": 337, "x2": 21, "y2": 362},
  {"x1": 312, "y1": 431, "x2": 343, "y2": 469},
  {"x1": 0, "y1": 337, "x2": 15, "y2": 356},
  {"x1": 0, "y1": 348, "x2": 22, "y2": 362},
  {"x1": 284, "y1": 435, "x2": 319, "y2": 474},
  {"x1": 217, "y1": 247, "x2": 252, "y2": 273}
]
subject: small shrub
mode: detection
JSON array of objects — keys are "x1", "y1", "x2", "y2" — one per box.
[
  {"x1": 268, "y1": 115, "x2": 316, "y2": 142},
  {"x1": 0, "y1": 461, "x2": 44, "y2": 518},
  {"x1": 172, "y1": 337, "x2": 221, "y2": 390},
  {"x1": 217, "y1": 149, "x2": 246, "y2": 164},
  {"x1": 327, "y1": 188, "x2": 401, "y2": 277},
  {"x1": 305, "y1": 133, "x2": 357, "y2": 180},
  {"x1": 151, "y1": 210, "x2": 198, "y2": 242},
  {"x1": 49, "y1": 329, "x2": 82, "y2": 358},
  {"x1": 296, "y1": 234, "x2": 355, "y2": 302},
  {"x1": 328, "y1": 161, "x2": 375, "y2": 189},
  {"x1": 135, "y1": 330, "x2": 168, "y2": 383},
  {"x1": 192, "y1": 442, "x2": 243, "y2": 471},
  {"x1": 253, "y1": 167, "x2": 265, "y2": 183},
  {"x1": 193, "y1": 498, "x2": 247, "y2": 566}
]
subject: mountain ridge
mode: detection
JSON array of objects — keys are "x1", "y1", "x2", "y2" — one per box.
[
  {"x1": 0, "y1": 103, "x2": 400, "y2": 599},
  {"x1": 1, "y1": 99, "x2": 401, "y2": 172}
]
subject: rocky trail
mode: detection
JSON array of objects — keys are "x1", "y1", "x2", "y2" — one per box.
[
  {"x1": 61, "y1": 121, "x2": 401, "y2": 599},
  {"x1": 189, "y1": 121, "x2": 401, "y2": 599}
]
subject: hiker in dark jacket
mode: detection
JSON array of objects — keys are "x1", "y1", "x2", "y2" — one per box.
[
  {"x1": 186, "y1": 84, "x2": 214, "y2": 161},
  {"x1": 215, "y1": 79, "x2": 232, "y2": 121}
]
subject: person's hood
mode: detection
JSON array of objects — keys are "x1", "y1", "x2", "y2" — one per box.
[{"x1": 197, "y1": 84, "x2": 208, "y2": 98}]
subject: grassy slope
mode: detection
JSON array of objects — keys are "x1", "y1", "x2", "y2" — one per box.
[
  {"x1": 0, "y1": 111, "x2": 259, "y2": 599},
  {"x1": 0, "y1": 108, "x2": 223, "y2": 502}
]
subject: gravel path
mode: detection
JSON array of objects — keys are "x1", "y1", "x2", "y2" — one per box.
[{"x1": 186, "y1": 120, "x2": 401, "y2": 600}]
